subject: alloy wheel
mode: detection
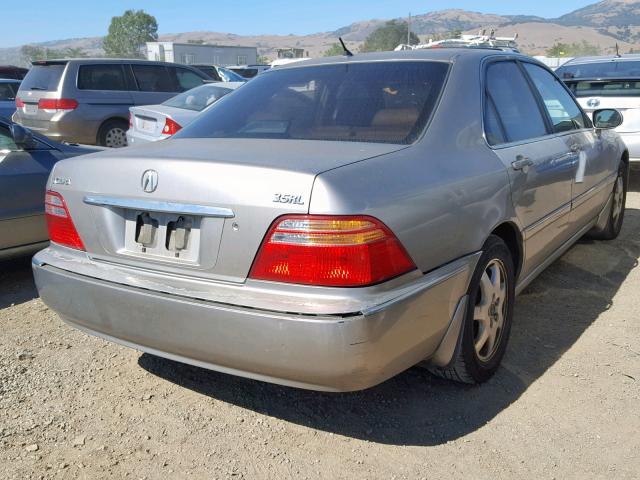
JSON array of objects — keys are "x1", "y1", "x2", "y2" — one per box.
[
  {"x1": 473, "y1": 258, "x2": 507, "y2": 362},
  {"x1": 612, "y1": 174, "x2": 624, "y2": 225},
  {"x1": 105, "y1": 127, "x2": 127, "y2": 148}
]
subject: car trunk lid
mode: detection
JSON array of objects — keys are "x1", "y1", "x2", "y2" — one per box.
[{"x1": 50, "y1": 137, "x2": 407, "y2": 283}]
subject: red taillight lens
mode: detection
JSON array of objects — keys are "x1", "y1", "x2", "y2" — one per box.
[
  {"x1": 44, "y1": 191, "x2": 85, "y2": 251},
  {"x1": 129, "y1": 111, "x2": 133, "y2": 128},
  {"x1": 162, "y1": 117, "x2": 182, "y2": 135},
  {"x1": 38, "y1": 98, "x2": 78, "y2": 111},
  {"x1": 15, "y1": 97, "x2": 25, "y2": 108},
  {"x1": 249, "y1": 215, "x2": 416, "y2": 287}
]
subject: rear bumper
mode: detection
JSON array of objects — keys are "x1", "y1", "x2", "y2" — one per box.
[
  {"x1": 32, "y1": 250, "x2": 476, "y2": 391},
  {"x1": 126, "y1": 128, "x2": 167, "y2": 145},
  {"x1": 14, "y1": 109, "x2": 101, "y2": 145}
]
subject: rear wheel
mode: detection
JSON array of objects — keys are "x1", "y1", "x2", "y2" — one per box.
[
  {"x1": 588, "y1": 161, "x2": 627, "y2": 240},
  {"x1": 98, "y1": 120, "x2": 128, "y2": 148},
  {"x1": 430, "y1": 235, "x2": 515, "y2": 384}
]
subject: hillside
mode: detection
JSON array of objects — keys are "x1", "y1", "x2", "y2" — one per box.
[{"x1": 2, "y1": 0, "x2": 640, "y2": 66}]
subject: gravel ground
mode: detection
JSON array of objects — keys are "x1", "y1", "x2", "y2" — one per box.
[{"x1": 2, "y1": 167, "x2": 640, "y2": 480}]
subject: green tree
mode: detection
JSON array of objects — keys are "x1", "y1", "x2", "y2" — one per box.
[
  {"x1": 360, "y1": 20, "x2": 420, "y2": 52},
  {"x1": 546, "y1": 40, "x2": 601, "y2": 57},
  {"x1": 324, "y1": 43, "x2": 346, "y2": 56},
  {"x1": 103, "y1": 9, "x2": 158, "y2": 58},
  {"x1": 256, "y1": 55, "x2": 270, "y2": 64}
]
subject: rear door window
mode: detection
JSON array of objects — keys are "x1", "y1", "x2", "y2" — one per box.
[
  {"x1": 19, "y1": 64, "x2": 66, "y2": 91},
  {"x1": 485, "y1": 61, "x2": 549, "y2": 144},
  {"x1": 522, "y1": 63, "x2": 586, "y2": 133},
  {"x1": 131, "y1": 65, "x2": 176, "y2": 92},
  {"x1": 77, "y1": 64, "x2": 127, "y2": 91},
  {"x1": 194, "y1": 66, "x2": 221, "y2": 81},
  {"x1": 172, "y1": 67, "x2": 205, "y2": 92}
]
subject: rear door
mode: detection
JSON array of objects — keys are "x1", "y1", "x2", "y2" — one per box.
[
  {"x1": 484, "y1": 59, "x2": 577, "y2": 279},
  {"x1": 521, "y1": 62, "x2": 616, "y2": 230}
]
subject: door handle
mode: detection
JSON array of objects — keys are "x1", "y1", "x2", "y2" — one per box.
[
  {"x1": 512, "y1": 156, "x2": 534, "y2": 171},
  {"x1": 570, "y1": 144, "x2": 581, "y2": 153}
]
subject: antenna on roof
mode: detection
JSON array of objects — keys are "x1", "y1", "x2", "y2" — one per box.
[
  {"x1": 339, "y1": 37, "x2": 354, "y2": 57},
  {"x1": 615, "y1": 42, "x2": 621, "y2": 58}
]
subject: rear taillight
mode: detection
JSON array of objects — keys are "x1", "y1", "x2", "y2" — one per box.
[
  {"x1": 162, "y1": 117, "x2": 182, "y2": 135},
  {"x1": 129, "y1": 111, "x2": 133, "y2": 128},
  {"x1": 38, "y1": 98, "x2": 78, "y2": 111},
  {"x1": 45, "y1": 191, "x2": 85, "y2": 251},
  {"x1": 15, "y1": 98, "x2": 25, "y2": 108},
  {"x1": 249, "y1": 215, "x2": 416, "y2": 287}
]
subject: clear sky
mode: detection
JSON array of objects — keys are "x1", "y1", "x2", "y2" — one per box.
[{"x1": 3, "y1": 0, "x2": 596, "y2": 47}]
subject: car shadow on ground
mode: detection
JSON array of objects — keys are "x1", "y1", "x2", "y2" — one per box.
[
  {"x1": 139, "y1": 189, "x2": 640, "y2": 447},
  {"x1": 0, "y1": 256, "x2": 37, "y2": 309}
]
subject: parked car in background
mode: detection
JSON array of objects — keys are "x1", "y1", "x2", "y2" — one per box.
[
  {"x1": 192, "y1": 65, "x2": 247, "y2": 83},
  {"x1": 228, "y1": 65, "x2": 270, "y2": 79},
  {"x1": 127, "y1": 82, "x2": 242, "y2": 145},
  {"x1": 0, "y1": 79, "x2": 21, "y2": 119},
  {"x1": 0, "y1": 65, "x2": 28, "y2": 80},
  {"x1": 13, "y1": 59, "x2": 209, "y2": 148},
  {"x1": 33, "y1": 49, "x2": 628, "y2": 392},
  {"x1": 0, "y1": 118, "x2": 100, "y2": 260},
  {"x1": 557, "y1": 55, "x2": 640, "y2": 162}
]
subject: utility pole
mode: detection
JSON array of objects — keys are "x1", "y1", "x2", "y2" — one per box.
[{"x1": 407, "y1": 12, "x2": 412, "y2": 45}]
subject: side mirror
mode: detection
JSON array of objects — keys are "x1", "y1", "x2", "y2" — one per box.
[
  {"x1": 592, "y1": 109, "x2": 623, "y2": 130},
  {"x1": 10, "y1": 123, "x2": 37, "y2": 150}
]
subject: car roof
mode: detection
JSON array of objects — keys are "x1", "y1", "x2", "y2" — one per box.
[
  {"x1": 561, "y1": 54, "x2": 640, "y2": 66},
  {"x1": 30, "y1": 59, "x2": 203, "y2": 67},
  {"x1": 274, "y1": 48, "x2": 524, "y2": 70}
]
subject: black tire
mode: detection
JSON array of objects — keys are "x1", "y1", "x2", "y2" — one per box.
[
  {"x1": 588, "y1": 161, "x2": 628, "y2": 241},
  {"x1": 430, "y1": 235, "x2": 515, "y2": 384},
  {"x1": 98, "y1": 119, "x2": 128, "y2": 148}
]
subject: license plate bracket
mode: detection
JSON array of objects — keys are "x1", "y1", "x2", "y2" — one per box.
[{"x1": 123, "y1": 210, "x2": 201, "y2": 263}]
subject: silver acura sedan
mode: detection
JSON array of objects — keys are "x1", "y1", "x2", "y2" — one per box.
[{"x1": 32, "y1": 49, "x2": 628, "y2": 391}]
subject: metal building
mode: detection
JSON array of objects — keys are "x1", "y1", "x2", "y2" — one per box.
[{"x1": 146, "y1": 42, "x2": 258, "y2": 66}]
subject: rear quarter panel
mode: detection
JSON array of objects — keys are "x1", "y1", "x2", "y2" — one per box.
[{"x1": 310, "y1": 54, "x2": 517, "y2": 274}]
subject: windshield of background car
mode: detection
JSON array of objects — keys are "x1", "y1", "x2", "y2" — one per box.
[
  {"x1": 162, "y1": 84, "x2": 233, "y2": 111},
  {"x1": 566, "y1": 79, "x2": 640, "y2": 98},
  {"x1": 0, "y1": 83, "x2": 18, "y2": 100},
  {"x1": 557, "y1": 60, "x2": 640, "y2": 80},
  {"x1": 19, "y1": 64, "x2": 66, "y2": 91},
  {"x1": 175, "y1": 61, "x2": 450, "y2": 144},
  {"x1": 218, "y1": 67, "x2": 246, "y2": 82}
]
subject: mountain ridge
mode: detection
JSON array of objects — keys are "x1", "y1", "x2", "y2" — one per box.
[{"x1": 2, "y1": 0, "x2": 640, "y2": 66}]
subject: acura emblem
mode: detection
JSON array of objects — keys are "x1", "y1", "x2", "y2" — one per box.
[
  {"x1": 586, "y1": 98, "x2": 600, "y2": 108},
  {"x1": 141, "y1": 170, "x2": 158, "y2": 193}
]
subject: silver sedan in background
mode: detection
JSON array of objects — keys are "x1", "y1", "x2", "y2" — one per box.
[
  {"x1": 33, "y1": 49, "x2": 628, "y2": 391},
  {"x1": 126, "y1": 82, "x2": 243, "y2": 145}
]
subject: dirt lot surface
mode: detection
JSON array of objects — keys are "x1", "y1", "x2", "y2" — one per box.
[{"x1": 2, "y1": 169, "x2": 640, "y2": 480}]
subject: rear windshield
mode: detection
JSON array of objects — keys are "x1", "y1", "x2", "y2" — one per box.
[
  {"x1": 566, "y1": 80, "x2": 640, "y2": 98},
  {"x1": 557, "y1": 61, "x2": 640, "y2": 80},
  {"x1": 163, "y1": 84, "x2": 233, "y2": 111},
  {"x1": 175, "y1": 61, "x2": 449, "y2": 144},
  {"x1": 19, "y1": 64, "x2": 66, "y2": 91}
]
